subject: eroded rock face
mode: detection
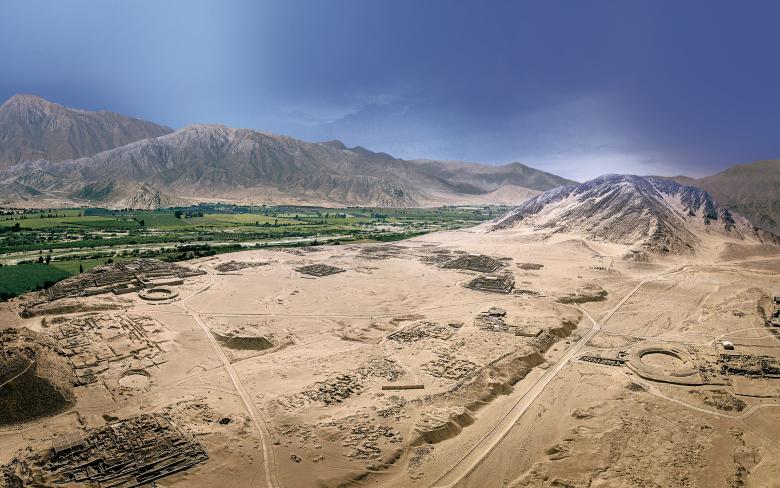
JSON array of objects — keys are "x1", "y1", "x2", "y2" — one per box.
[{"x1": 0, "y1": 328, "x2": 75, "y2": 425}]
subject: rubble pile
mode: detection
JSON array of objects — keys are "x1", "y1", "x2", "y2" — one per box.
[
  {"x1": 718, "y1": 354, "x2": 780, "y2": 378},
  {"x1": 557, "y1": 284, "x2": 608, "y2": 304},
  {"x1": 357, "y1": 245, "x2": 404, "y2": 260},
  {"x1": 301, "y1": 374, "x2": 365, "y2": 405},
  {"x1": 475, "y1": 307, "x2": 509, "y2": 332},
  {"x1": 343, "y1": 423, "x2": 403, "y2": 461},
  {"x1": 318, "y1": 415, "x2": 403, "y2": 464},
  {"x1": 289, "y1": 358, "x2": 406, "y2": 408},
  {"x1": 356, "y1": 358, "x2": 405, "y2": 382},
  {"x1": 422, "y1": 354, "x2": 479, "y2": 380},
  {"x1": 579, "y1": 355, "x2": 624, "y2": 366},
  {"x1": 419, "y1": 249, "x2": 457, "y2": 265},
  {"x1": 513, "y1": 288, "x2": 541, "y2": 297},
  {"x1": 387, "y1": 321, "x2": 454, "y2": 343},
  {"x1": 688, "y1": 389, "x2": 747, "y2": 412},
  {"x1": 213, "y1": 260, "x2": 269, "y2": 272}
]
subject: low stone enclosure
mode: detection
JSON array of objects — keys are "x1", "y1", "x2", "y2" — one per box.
[
  {"x1": 1, "y1": 413, "x2": 208, "y2": 487},
  {"x1": 295, "y1": 264, "x2": 346, "y2": 277}
]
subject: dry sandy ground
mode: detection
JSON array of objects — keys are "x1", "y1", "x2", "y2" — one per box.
[{"x1": 1, "y1": 223, "x2": 779, "y2": 487}]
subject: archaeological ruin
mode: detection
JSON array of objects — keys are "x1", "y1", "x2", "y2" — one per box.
[
  {"x1": 440, "y1": 254, "x2": 505, "y2": 273},
  {"x1": 464, "y1": 273, "x2": 515, "y2": 294},
  {"x1": 295, "y1": 264, "x2": 346, "y2": 277},
  {"x1": 213, "y1": 260, "x2": 270, "y2": 272},
  {"x1": 46, "y1": 259, "x2": 203, "y2": 301},
  {"x1": 1, "y1": 413, "x2": 208, "y2": 487}
]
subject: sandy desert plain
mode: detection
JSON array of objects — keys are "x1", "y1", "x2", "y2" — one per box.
[{"x1": 1, "y1": 220, "x2": 780, "y2": 488}]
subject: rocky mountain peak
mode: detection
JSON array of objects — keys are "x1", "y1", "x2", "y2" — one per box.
[
  {"x1": 493, "y1": 174, "x2": 777, "y2": 254},
  {"x1": 0, "y1": 94, "x2": 173, "y2": 169}
]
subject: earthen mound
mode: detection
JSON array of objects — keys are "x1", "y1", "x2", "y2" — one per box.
[
  {"x1": 558, "y1": 284, "x2": 608, "y2": 304},
  {"x1": 296, "y1": 264, "x2": 346, "y2": 277},
  {"x1": 0, "y1": 328, "x2": 75, "y2": 425},
  {"x1": 441, "y1": 254, "x2": 505, "y2": 273},
  {"x1": 213, "y1": 331, "x2": 273, "y2": 351}
]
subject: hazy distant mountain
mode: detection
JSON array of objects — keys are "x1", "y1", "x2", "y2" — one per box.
[
  {"x1": 667, "y1": 160, "x2": 780, "y2": 234},
  {"x1": 0, "y1": 94, "x2": 172, "y2": 170},
  {"x1": 0, "y1": 122, "x2": 574, "y2": 209},
  {"x1": 494, "y1": 174, "x2": 779, "y2": 254}
]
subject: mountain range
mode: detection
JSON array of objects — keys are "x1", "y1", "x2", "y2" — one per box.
[
  {"x1": 665, "y1": 159, "x2": 780, "y2": 234},
  {"x1": 493, "y1": 174, "x2": 780, "y2": 255},
  {"x1": 0, "y1": 95, "x2": 573, "y2": 209},
  {"x1": 0, "y1": 94, "x2": 778, "y2": 233}
]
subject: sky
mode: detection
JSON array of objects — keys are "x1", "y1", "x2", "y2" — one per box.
[{"x1": 1, "y1": 0, "x2": 779, "y2": 181}]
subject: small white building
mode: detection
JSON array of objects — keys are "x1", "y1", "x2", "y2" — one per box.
[{"x1": 722, "y1": 341, "x2": 734, "y2": 350}]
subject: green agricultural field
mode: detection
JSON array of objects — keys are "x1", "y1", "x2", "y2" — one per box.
[
  {"x1": 203, "y1": 213, "x2": 303, "y2": 226},
  {"x1": 0, "y1": 263, "x2": 72, "y2": 300},
  {"x1": 48, "y1": 256, "x2": 135, "y2": 275},
  {"x1": 0, "y1": 215, "x2": 139, "y2": 230},
  {"x1": 0, "y1": 204, "x2": 509, "y2": 299}
]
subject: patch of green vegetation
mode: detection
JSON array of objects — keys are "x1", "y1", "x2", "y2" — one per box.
[
  {"x1": 48, "y1": 256, "x2": 135, "y2": 275},
  {"x1": 0, "y1": 215, "x2": 139, "y2": 230},
  {"x1": 0, "y1": 204, "x2": 507, "y2": 256},
  {"x1": 0, "y1": 263, "x2": 72, "y2": 300},
  {"x1": 0, "y1": 204, "x2": 509, "y2": 299}
]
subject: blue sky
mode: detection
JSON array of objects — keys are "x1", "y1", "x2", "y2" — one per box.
[{"x1": 1, "y1": 0, "x2": 779, "y2": 181}]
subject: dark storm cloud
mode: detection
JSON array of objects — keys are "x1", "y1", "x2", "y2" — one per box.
[{"x1": 1, "y1": 0, "x2": 779, "y2": 180}]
